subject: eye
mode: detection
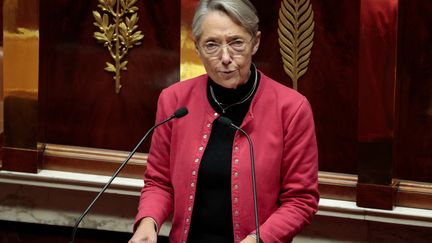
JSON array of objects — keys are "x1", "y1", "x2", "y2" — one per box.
[
  {"x1": 230, "y1": 39, "x2": 246, "y2": 48},
  {"x1": 204, "y1": 42, "x2": 219, "y2": 51}
]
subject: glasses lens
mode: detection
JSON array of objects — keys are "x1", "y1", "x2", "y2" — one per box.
[
  {"x1": 203, "y1": 42, "x2": 219, "y2": 55},
  {"x1": 202, "y1": 38, "x2": 251, "y2": 56},
  {"x1": 229, "y1": 40, "x2": 246, "y2": 52}
]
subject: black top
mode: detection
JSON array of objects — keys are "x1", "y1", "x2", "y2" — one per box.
[{"x1": 187, "y1": 65, "x2": 260, "y2": 243}]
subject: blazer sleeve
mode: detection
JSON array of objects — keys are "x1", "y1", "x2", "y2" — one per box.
[
  {"x1": 133, "y1": 89, "x2": 175, "y2": 232},
  {"x1": 259, "y1": 97, "x2": 320, "y2": 242}
]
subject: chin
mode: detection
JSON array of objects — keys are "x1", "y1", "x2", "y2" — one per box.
[{"x1": 224, "y1": 79, "x2": 242, "y2": 89}]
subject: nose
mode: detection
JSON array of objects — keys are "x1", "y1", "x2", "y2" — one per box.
[{"x1": 220, "y1": 45, "x2": 232, "y2": 64}]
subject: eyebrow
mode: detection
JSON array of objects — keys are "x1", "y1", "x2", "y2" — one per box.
[{"x1": 202, "y1": 35, "x2": 247, "y2": 43}]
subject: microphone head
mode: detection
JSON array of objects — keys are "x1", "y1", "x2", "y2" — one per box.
[
  {"x1": 218, "y1": 116, "x2": 233, "y2": 127},
  {"x1": 174, "y1": 107, "x2": 188, "y2": 118}
]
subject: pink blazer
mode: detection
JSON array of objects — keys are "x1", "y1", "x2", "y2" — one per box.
[{"x1": 134, "y1": 71, "x2": 319, "y2": 243}]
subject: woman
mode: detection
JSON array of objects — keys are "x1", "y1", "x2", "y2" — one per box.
[{"x1": 129, "y1": 0, "x2": 319, "y2": 242}]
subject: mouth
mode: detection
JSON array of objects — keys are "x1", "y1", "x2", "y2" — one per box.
[{"x1": 221, "y1": 70, "x2": 236, "y2": 74}]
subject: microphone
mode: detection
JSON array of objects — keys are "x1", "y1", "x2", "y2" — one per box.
[
  {"x1": 218, "y1": 116, "x2": 260, "y2": 243},
  {"x1": 173, "y1": 107, "x2": 188, "y2": 118},
  {"x1": 69, "y1": 107, "x2": 189, "y2": 243}
]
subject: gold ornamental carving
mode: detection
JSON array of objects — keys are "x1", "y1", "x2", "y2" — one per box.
[
  {"x1": 278, "y1": 0, "x2": 315, "y2": 90},
  {"x1": 93, "y1": 0, "x2": 144, "y2": 94}
]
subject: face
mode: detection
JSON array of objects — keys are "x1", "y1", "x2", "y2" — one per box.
[{"x1": 195, "y1": 11, "x2": 261, "y2": 89}]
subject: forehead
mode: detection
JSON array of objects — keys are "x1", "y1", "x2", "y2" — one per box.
[{"x1": 199, "y1": 10, "x2": 250, "y2": 41}]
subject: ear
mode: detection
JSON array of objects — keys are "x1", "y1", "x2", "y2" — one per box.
[{"x1": 252, "y1": 31, "x2": 261, "y2": 55}]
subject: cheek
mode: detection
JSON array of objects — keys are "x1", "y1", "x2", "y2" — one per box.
[
  {"x1": 237, "y1": 57, "x2": 252, "y2": 71},
  {"x1": 201, "y1": 59, "x2": 219, "y2": 76},
  {"x1": 204, "y1": 60, "x2": 217, "y2": 71}
]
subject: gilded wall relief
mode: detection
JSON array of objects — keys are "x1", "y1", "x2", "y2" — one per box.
[
  {"x1": 93, "y1": 0, "x2": 144, "y2": 93},
  {"x1": 278, "y1": 0, "x2": 315, "y2": 90}
]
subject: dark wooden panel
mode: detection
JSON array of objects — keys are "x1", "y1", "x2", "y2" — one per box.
[
  {"x1": 397, "y1": 180, "x2": 432, "y2": 210},
  {"x1": 8, "y1": 0, "x2": 39, "y2": 30},
  {"x1": 39, "y1": 0, "x2": 180, "y2": 152},
  {"x1": 356, "y1": 0, "x2": 398, "y2": 187},
  {"x1": 357, "y1": 0, "x2": 397, "y2": 142},
  {"x1": 357, "y1": 140, "x2": 392, "y2": 184},
  {"x1": 2, "y1": 147, "x2": 40, "y2": 173},
  {"x1": 395, "y1": 0, "x2": 432, "y2": 182},
  {"x1": 318, "y1": 172, "x2": 357, "y2": 202},
  {"x1": 356, "y1": 182, "x2": 397, "y2": 210},
  {"x1": 252, "y1": 0, "x2": 360, "y2": 174},
  {"x1": 4, "y1": 95, "x2": 37, "y2": 148},
  {"x1": 2, "y1": 95, "x2": 40, "y2": 172}
]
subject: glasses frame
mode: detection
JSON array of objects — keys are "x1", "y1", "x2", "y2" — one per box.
[{"x1": 199, "y1": 36, "x2": 254, "y2": 58}]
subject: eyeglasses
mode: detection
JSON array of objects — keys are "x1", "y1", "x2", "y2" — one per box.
[{"x1": 200, "y1": 38, "x2": 253, "y2": 57}]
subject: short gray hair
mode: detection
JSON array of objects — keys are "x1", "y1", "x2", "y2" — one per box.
[{"x1": 192, "y1": 0, "x2": 259, "y2": 41}]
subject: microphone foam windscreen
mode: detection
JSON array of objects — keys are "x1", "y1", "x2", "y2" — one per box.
[
  {"x1": 218, "y1": 116, "x2": 233, "y2": 127},
  {"x1": 174, "y1": 107, "x2": 189, "y2": 118}
]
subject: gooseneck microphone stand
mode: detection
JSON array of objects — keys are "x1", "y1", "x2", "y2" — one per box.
[
  {"x1": 218, "y1": 116, "x2": 260, "y2": 243},
  {"x1": 69, "y1": 107, "x2": 188, "y2": 243}
]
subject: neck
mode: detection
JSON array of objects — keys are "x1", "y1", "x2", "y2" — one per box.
[{"x1": 207, "y1": 64, "x2": 259, "y2": 113}]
